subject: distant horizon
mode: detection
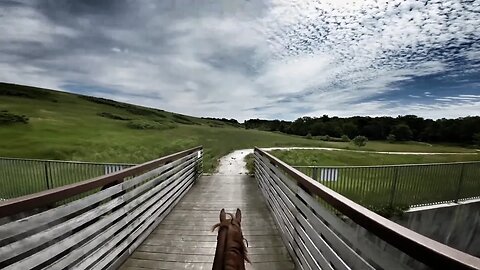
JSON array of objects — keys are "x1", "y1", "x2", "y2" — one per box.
[
  {"x1": 1, "y1": 1, "x2": 479, "y2": 121},
  {"x1": 2, "y1": 81, "x2": 478, "y2": 122}
]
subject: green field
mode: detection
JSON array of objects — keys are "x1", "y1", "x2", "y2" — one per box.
[
  {"x1": 270, "y1": 149, "x2": 480, "y2": 166},
  {"x1": 0, "y1": 83, "x2": 332, "y2": 174},
  {"x1": 269, "y1": 149, "x2": 480, "y2": 215},
  {"x1": 1, "y1": 83, "x2": 479, "y2": 203}
]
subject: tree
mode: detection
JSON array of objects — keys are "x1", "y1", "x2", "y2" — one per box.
[
  {"x1": 342, "y1": 122, "x2": 358, "y2": 138},
  {"x1": 473, "y1": 132, "x2": 480, "y2": 145},
  {"x1": 352, "y1": 136, "x2": 368, "y2": 147},
  {"x1": 391, "y1": 124, "x2": 413, "y2": 141},
  {"x1": 387, "y1": 134, "x2": 396, "y2": 143}
]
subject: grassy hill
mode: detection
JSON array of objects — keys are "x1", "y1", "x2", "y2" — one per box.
[
  {"x1": 1, "y1": 82, "x2": 477, "y2": 173},
  {"x1": 0, "y1": 83, "x2": 331, "y2": 172}
]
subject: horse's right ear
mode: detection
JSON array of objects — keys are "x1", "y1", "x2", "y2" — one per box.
[
  {"x1": 235, "y1": 208, "x2": 242, "y2": 223},
  {"x1": 220, "y1": 208, "x2": 226, "y2": 222}
]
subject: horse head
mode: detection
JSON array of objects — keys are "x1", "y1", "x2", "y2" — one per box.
[{"x1": 212, "y1": 208, "x2": 250, "y2": 270}]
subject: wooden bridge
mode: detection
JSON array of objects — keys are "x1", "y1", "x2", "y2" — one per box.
[{"x1": 0, "y1": 146, "x2": 479, "y2": 269}]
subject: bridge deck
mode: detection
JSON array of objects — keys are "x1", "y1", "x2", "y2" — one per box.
[{"x1": 120, "y1": 175, "x2": 294, "y2": 270}]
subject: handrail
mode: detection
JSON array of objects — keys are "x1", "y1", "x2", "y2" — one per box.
[
  {"x1": 294, "y1": 160, "x2": 480, "y2": 168},
  {"x1": 255, "y1": 147, "x2": 480, "y2": 270},
  {"x1": 0, "y1": 156, "x2": 136, "y2": 166},
  {"x1": 0, "y1": 146, "x2": 202, "y2": 218}
]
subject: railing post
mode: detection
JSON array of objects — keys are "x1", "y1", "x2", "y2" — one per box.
[
  {"x1": 454, "y1": 163, "x2": 466, "y2": 203},
  {"x1": 389, "y1": 167, "x2": 399, "y2": 208},
  {"x1": 312, "y1": 167, "x2": 318, "y2": 181},
  {"x1": 44, "y1": 162, "x2": 51, "y2": 190}
]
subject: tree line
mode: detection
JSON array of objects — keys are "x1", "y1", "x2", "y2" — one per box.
[{"x1": 244, "y1": 115, "x2": 480, "y2": 144}]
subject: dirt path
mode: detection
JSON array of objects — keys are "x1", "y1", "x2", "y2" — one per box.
[{"x1": 215, "y1": 147, "x2": 478, "y2": 175}]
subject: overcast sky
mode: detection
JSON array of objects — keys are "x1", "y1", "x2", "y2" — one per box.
[{"x1": 1, "y1": 0, "x2": 479, "y2": 121}]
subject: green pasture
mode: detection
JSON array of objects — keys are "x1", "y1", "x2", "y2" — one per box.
[{"x1": 270, "y1": 149, "x2": 480, "y2": 214}]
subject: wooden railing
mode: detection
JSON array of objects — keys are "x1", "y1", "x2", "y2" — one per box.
[
  {"x1": 254, "y1": 147, "x2": 480, "y2": 270},
  {"x1": 0, "y1": 146, "x2": 203, "y2": 269}
]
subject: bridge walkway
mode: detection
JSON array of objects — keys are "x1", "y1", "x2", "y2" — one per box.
[{"x1": 120, "y1": 174, "x2": 295, "y2": 270}]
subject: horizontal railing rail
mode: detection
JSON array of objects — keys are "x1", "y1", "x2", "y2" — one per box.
[
  {"x1": 0, "y1": 146, "x2": 203, "y2": 269},
  {"x1": 0, "y1": 146, "x2": 202, "y2": 218},
  {"x1": 0, "y1": 157, "x2": 136, "y2": 200},
  {"x1": 254, "y1": 147, "x2": 480, "y2": 270},
  {"x1": 294, "y1": 161, "x2": 480, "y2": 208}
]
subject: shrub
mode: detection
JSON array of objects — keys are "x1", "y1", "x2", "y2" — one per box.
[
  {"x1": 0, "y1": 111, "x2": 29, "y2": 125},
  {"x1": 97, "y1": 112, "x2": 131, "y2": 121},
  {"x1": 126, "y1": 120, "x2": 175, "y2": 130},
  {"x1": 305, "y1": 133, "x2": 313, "y2": 139},
  {"x1": 387, "y1": 134, "x2": 396, "y2": 143},
  {"x1": 244, "y1": 153, "x2": 255, "y2": 176},
  {"x1": 341, "y1": 135, "x2": 350, "y2": 142},
  {"x1": 369, "y1": 204, "x2": 410, "y2": 218},
  {"x1": 352, "y1": 135, "x2": 368, "y2": 147},
  {"x1": 172, "y1": 114, "x2": 197, "y2": 125},
  {"x1": 473, "y1": 132, "x2": 480, "y2": 146}
]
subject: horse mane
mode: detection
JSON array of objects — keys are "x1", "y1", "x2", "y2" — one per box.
[{"x1": 212, "y1": 209, "x2": 250, "y2": 269}]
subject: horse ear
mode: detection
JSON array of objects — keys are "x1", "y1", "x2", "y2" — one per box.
[
  {"x1": 220, "y1": 208, "x2": 226, "y2": 222},
  {"x1": 235, "y1": 208, "x2": 242, "y2": 223}
]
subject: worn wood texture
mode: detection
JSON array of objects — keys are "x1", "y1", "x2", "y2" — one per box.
[
  {"x1": 0, "y1": 150, "x2": 202, "y2": 270},
  {"x1": 120, "y1": 175, "x2": 294, "y2": 270}
]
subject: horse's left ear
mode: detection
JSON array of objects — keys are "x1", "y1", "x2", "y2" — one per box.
[
  {"x1": 235, "y1": 208, "x2": 242, "y2": 223},
  {"x1": 220, "y1": 208, "x2": 226, "y2": 222}
]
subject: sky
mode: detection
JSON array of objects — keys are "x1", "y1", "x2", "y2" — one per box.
[{"x1": 0, "y1": 0, "x2": 479, "y2": 121}]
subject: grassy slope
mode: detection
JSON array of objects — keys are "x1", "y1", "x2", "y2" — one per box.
[
  {"x1": 0, "y1": 82, "x2": 477, "y2": 173},
  {"x1": 0, "y1": 83, "x2": 328, "y2": 172}
]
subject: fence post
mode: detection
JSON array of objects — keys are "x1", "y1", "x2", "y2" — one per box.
[
  {"x1": 454, "y1": 163, "x2": 466, "y2": 203},
  {"x1": 44, "y1": 162, "x2": 51, "y2": 190},
  {"x1": 389, "y1": 167, "x2": 399, "y2": 208},
  {"x1": 312, "y1": 167, "x2": 318, "y2": 181}
]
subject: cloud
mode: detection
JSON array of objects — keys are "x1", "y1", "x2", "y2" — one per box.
[{"x1": 0, "y1": 0, "x2": 479, "y2": 121}]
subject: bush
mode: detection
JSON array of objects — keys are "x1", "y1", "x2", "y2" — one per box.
[
  {"x1": 0, "y1": 110, "x2": 29, "y2": 125},
  {"x1": 97, "y1": 112, "x2": 131, "y2": 120},
  {"x1": 244, "y1": 153, "x2": 255, "y2": 176},
  {"x1": 352, "y1": 135, "x2": 368, "y2": 147},
  {"x1": 126, "y1": 120, "x2": 175, "y2": 130},
  {"x1": 172, "y1": 114, "x2": 197, "y2": 125},
  {"x1": 369, "y1": 204, "x2": 410, "y2": 218},
  {"x1": 341, "y1": 135, "x2": 350, "y2": 142},
  {"x1": 387, "y1": 134, "x2": 396, "y2": 143},
  {"x1": 473, "y1": 132, "x2": 480, "y2": 146},
  {"x1": 305, "y1": 133, "x2": 313, "y2": 139}
]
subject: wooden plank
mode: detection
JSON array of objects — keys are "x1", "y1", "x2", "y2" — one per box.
[
  {"x1": 4, "y1": 161, "x2": 196, "y2": 269},
  {"x1": 49, "y1": 165, "x2": 196, "y2": 270},
  {"x1": 257, "y1": 154, "x2": 372, "y2": 270},
  {"x1": 78, "y1": 172, "x2": 196, "y2": 269},
  {"x1": 0, "y1": 153, "x2": 196, "y2": 244},
  {"x1": 107, "y1": 173, "x2": 197, "y2": 270},
  {"x1": 255, "y1": 165, "x2": 310, "y2": 270},
  {"x1": 257, "y1": 162, "x2": 330, "y2": 270},
  {"x1": 255, "y1": 148, "x2": 480, "y2": 270},
  {"x1": 130, "y1": 251, "x2": 292, "y2": 263},
  {"x1": 135, "y1": 245, "x2": 289, "y2": 256},
  {"x1": 257, "y1": 153, "x2": 404, "y2": 269},
  {"x1": 259, "y1": 164, "x2": 323, "y2": 270},
  {"x1": 0, "y1": 147, "x2": 202, "y2": 218},
  {"x1": 119, "y1": 174, "x2": 294, "y2": 269}
]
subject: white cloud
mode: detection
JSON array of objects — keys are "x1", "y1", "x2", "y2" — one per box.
[{"x1": 0, "y1": 0, "x2": 479, "y2": 120}]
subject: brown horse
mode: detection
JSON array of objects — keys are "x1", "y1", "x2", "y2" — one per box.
[{"x1": 212, "y1": 208, "x2": 250, "y2": 270}]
